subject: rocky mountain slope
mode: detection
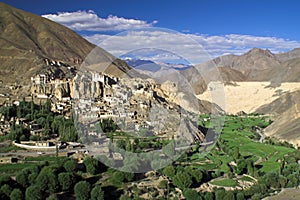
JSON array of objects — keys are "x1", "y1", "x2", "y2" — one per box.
[
  {"x1": 184, "y1": 47, "x2": 300, "y2": 146},
  {"x1": 0, "y1": 2, "x2": 131, "y2": 99},
  {"x1": 256, "y1": 90, "x2": 300, "y2": 146}
]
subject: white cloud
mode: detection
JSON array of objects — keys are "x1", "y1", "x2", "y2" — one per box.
[
  {"x1": 42, "y1": 10, "x2": 300, "y2": 63},
  {"x1": 84, "y1": 31, "x2": 300, "y2": 64},
  {"x1": 42, "y1": 10, "x2": 157, "y2": 31}
]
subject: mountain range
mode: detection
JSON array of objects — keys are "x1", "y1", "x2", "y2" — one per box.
[{"x1": 184, "y1": 47, "x2": 300, "y2": 146}]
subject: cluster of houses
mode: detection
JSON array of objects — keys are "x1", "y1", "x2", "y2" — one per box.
[{"x1": 73, "y1": 71, "x2": 157, "y2": 135}]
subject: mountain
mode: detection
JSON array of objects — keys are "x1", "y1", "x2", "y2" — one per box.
[
  {"x1": 0, "y1": 2, "x2": 131, "y2": 99},
  {"x1": 255, "y1": 90, "x2": 300, "y2": 146},
  {"x1": 184, "y1": 47, "x2": 300, "y2": 145},
  {"x1": 183, "y1": 47, "x2": 300, "y2": 95},
  {"x1": 228, "y1": 48, "x2": 280, "y2": 76},
  {"x1": 276, "y1": 48, "x2": 300, "y2": 62},
  {"x1": 124, "y1": 59, "x2": 192, "y2": 71}
]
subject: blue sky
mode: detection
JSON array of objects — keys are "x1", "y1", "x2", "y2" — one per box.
[{"x1": 2, "y1": 0, "x2": 300, "y2": 63}]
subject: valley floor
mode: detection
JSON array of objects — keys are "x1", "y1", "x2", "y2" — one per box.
[{"x1": 197, "y1": 81, "x2": 300, "y2": 114}]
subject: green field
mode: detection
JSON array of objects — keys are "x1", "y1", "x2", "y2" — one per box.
[
  {"x1": 192, "y1": 115, "x2": 295, "y2": 174},
  {"x1": 211, "y1": 178, "x2": 238, "y2": 187},
  {"x1": 220, "y1": 116, "x2": 294, "y2": 173},
  {"x1": 24, "y1": 156, "x2": 61, "y2": 162},
  {"x1": 0, "y1": 163, "x2": 36, "y2": 174}
]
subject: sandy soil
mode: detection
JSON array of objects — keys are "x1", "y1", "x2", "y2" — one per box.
[
  {"x1": 263, "y1": 188, "x2": 300, "y2": 200},
  {"x1": 197, "y1": 82, "x2": 300, "y2": 114}
]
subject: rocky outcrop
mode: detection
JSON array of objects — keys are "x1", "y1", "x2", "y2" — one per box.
[{"x1": 30, "y1": 79, "x2": 71, "y2": 100}]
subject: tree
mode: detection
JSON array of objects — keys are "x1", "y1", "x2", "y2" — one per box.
[
  {"x1": 233, "y1": 146, "x2": 240, "y2": 160},
  {"x1": 91, "y1": 185, "x2": 104, "y2": 200},
  {"x1": 236, "y1": 191, "x2": 244, "y2": 200},
  {"x1": 36, "y1": 167, "x2": 59, "y2": 194},
  {"x1": 251, "y1": 193, "x2": 262, "y2": 200},
  {"x1": 30, "y1": 97, "x2": 34, "y2": 118},
  {"x1": 172, "y1": 171, "x2": 192, "y2": 189},
  {"x1": 83, "y1": 157, "x2": 100, "y2": 175},
  {"x1": 112, "y1": 171, "x2": 125, "y2": 184},
  {"x1": 215, "y1": 188, "x2": 226, "y2": 200},
  {"x1": 16, "y1": 170, "x2": 30, "y2": 188},
  {"x1": 25, "y1": 185, "x2": 43, "y2": 200},
  {"x1": 163, "y1": 165, "x2": 175, "y2": 178},
  {"x1": 58, "y1": 172, "x2": 77, "y2": 191},
  {"x1": 246, "y1": 159, "x2": 255, "y2": 176},
  {"x1": 0, "y1": 184, "x2": 12, "y2": 197},
  {"x1": 223, "y1": 191, "x2": 235, "y2": 200},
  {"x1": 64, "y1": 159, "x2": 77, "y2": 172},
  {"x1": 263, "y1": 172, "x2": 280, "y2": 188},
  {"x1": 74, "y1": 181, "x2": 91, "y2": 200},
  {"x1": 10, "y1": 188, "x2": 23, "y2": 200},
  {"x1": 183, "y1": 189, "x2": 201, "y2": 200},
  {"x1": 28, "y1": 173, "x2": 39, "y2": 185},
  {"x1": 186, "y1": 167, "x2": 203, "y2": 183},
  {"x1": 124, "y1": 172, "x2": 134, "y2": 182},
  {"x1": 116, "y1": 139, "x2": 126, "y2": 150},
  {"x1": 0, "y1": 175, "x2": 12, "y2": 187},
  {"x1": 236, "y1": 159, "x2": 247, "y2": 175},
  {"x1": 204, "y1": 192, "x2": 214, "y2": 200},
  {"x1": 158, "y1": 180, "x2": 168, "y2": 189},
  {"x1": 46, "y1": 194, "x2": 59, "y2": 200},
  {"x1": 45, "y1": 99, "x2": 51, "y2": 113}
]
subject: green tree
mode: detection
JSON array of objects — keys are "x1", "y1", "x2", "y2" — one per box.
[
  {"x1": 0, "y1": 184, "x2": 12, "y2": 197},
  {"x1": 25, "y1": 185, "x2": 43, "y2": 200},
  {"x1": 10, "y1": 188, "x2": 23, "y2": 200},
  {"x1": 204, "y1": 192, "x2": 214, "y2": 200},
  {"x1": 74, "y1": 181, "x2": 91, "y2": 200},
  {"x1": 236, "y1": 191, "x2": 244, "y2": 200},
  {"x1": 0, "y1": 175, "x2": 13, "y2": 187},
  {"x1": 16, "y1": 170, "x2": 30, "y2": 188},
  {"x1": 83, "y1": 157, "x2": 100, "y2": 175},
  {"x1": 236, "y1": 159, "x2": 247, "y2": 175},
  {"x1": 263, "y1": 172, "x2": 280, "y2": 188},
  {"x1": 45, "y1": 99, "x2": 51, "y2": 113},
  {"x1": 233, "y1": 146, "x2": 240, "y2": 160},
  {"x1": 36, "y1": 167, "x2": 59, "y2": 194},
  {"x1": 163, "y1": 165, "x2": 175, "y2": 178},
  {"x1": 116, "y1": 139, "x2": 126, "y2": 150},
  {"x1": 58, "y1": 172, "x2": 77, "y2": 191},
  {"x1": 125, "y1": 139, "x2": 133, "y2": 151},
  {"x1": 28, "y1": 173, "x2": 39, "y2": 185},
  {"x1": 246, "y1": 159, "x2": 254, "y2": 176},
  {"x1": 91, "y1": 185, "x2": 104, "y2": 200},
  {"x1": 63, "y1": 159, "x2": 77, "y2": 172},
  {"x1": 215, "y1": 188, "x2": 226, "y2": 200},
  {"x1": 158, "y1": 180, "x2": 168, "y2": 189},
  {"x1": 172, "y1": 171, "x2": 192, "y2": 189},
  {"x1": 30, "y1": 97, "x2": 34, "y2": 118},
  {"x1": 112, "y1": 171, "x2": 125, "y2": 184},
  {"x1": 186, "y1": 167, "x2": 203, "y2": 183},
  {"x1": 223, "y1": 191, "x2": 235, "y2": 200},
  {"x1": 183, "y1": 189, "x2": 201, "y2": 200},
  {"x1": 46, "y1": 194, "x2": 59, "y2": 200},
  {"x1": 251, "y1": 193, "x2": 262, "y2": 200}
]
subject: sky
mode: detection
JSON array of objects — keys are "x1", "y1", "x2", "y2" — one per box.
[{"x1": 2, "y1": 0, "x2": 300, "y2": 64}]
